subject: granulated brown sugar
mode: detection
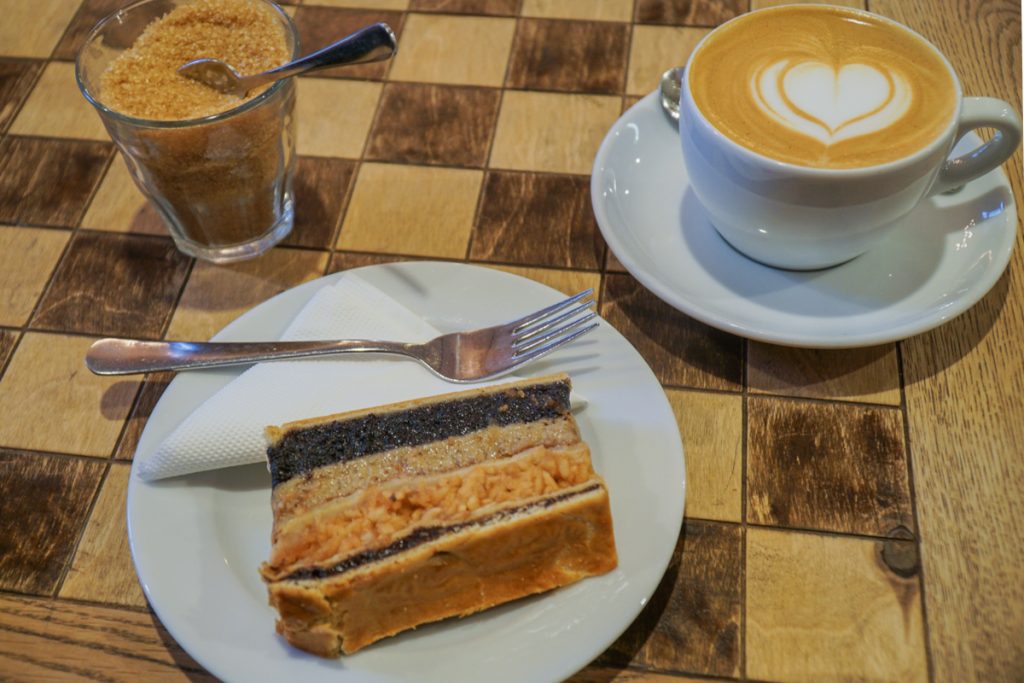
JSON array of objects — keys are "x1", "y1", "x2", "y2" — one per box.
[
  {"x1": 91, "y1": 0, "x2": 297, "y2": 252},
  {"x1": 101, "y1": 0, "x2": 290, "y2": 120}
]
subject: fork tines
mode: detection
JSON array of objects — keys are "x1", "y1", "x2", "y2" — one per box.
[{"x1": 511, "y1": 289, "x2": 598, "y2": 361}]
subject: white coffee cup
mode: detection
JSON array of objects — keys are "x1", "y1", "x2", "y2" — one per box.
[{"x1": 679, "y1": 6, "x2": 1022, "y2": 270}]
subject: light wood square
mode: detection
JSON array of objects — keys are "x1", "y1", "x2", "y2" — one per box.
[
  {"x1": 485, "y1": 265, "x2": 600, "y2": 298},
  {"x1": 0, "y1": 227, "x2": 70, "y2": 326},
  {"x1": 296, "y1": 78, "x2": 381, "y2": 158},
  {"x1": 752, "y1": 0, "x2": 865, "y2": 8},
  {"x1": 80, "y1": 158, "x2": 166, "y2": 235},
  {"x1": 0, "y1": 0, "x2": 79, "y2": 58},
  {"x1": 9, "y1": 62, "x2": 108, "y2": 140},
  {"x1": 165, "y1": 248, "x2": 328, "y2": 341},
  {"x1": 627, "y1": 25, "x2": 709, "y2": 96},
  {"x1": 521, "y1": 0, "x2": 634, "y2": 21},
  {"x1": 748, "y1": 342, "x2": 901, "y2": 405},
  {"x1": 490, "y1": 92, "x2": 620, "y2": 174},
  {"x1": 666, "y1": 389, "x2": 741, "y2": 522},
  {"x1": 60, "y1": 464, "x2": 146, "y2": 608},
  {"x1": 0, "y1": 333, "x2": 139, "y2": 456},
  {"x1": 747, "y1": 527, "x2": 928, "y2": 682},
  {"x1": 338, "y1": 163, "x2": 482, "y2": 257},
  {"x1": 389, "y1": 14, "x2": 515, "y2": 87}
]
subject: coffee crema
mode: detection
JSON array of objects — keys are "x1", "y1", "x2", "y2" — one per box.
[{"x1": 688, "y1": 6, "x2": 957, "y2": 169}]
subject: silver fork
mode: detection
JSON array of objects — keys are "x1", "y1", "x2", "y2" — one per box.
[{"x1": 85, "y1": 290, "x2": 599, "y2": 381}]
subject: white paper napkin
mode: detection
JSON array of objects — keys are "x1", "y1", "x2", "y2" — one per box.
[{"x1": 137, "y1": 273, "x2": 468, "y2": 480}]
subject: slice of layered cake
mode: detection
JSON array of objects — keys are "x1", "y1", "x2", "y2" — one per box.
[{"x1": 260, "y1": 373, "x2": 617, "y2": 656}]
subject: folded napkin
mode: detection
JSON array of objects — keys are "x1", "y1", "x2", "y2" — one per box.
[{"x1": 138, "y1": 274, "x2": 477, "y2": 480}]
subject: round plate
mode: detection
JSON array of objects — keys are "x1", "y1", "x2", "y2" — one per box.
[
  {"x1": 127, "y1": 261, "x2": 685, "y2": 683},
  {"x1": 591, "y1": 92, "x2": 1017, "y2": 348}
]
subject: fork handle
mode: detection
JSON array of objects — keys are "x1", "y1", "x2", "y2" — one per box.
[{"x1": 85, "y1": 338, "x2": 414, "y2": 375}]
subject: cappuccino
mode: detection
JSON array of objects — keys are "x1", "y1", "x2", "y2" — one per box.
[{"x1": 688, "y1": 5, "x2": 957, "y2": 169}]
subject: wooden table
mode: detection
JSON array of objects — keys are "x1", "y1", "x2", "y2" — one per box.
[{"x1": 0, "y1": 0, "x2": 1020, "y2": 680}]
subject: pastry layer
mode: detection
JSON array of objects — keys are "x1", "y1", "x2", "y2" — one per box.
[
  {"x1": 266, "y1": 375, "x2": 572, "y2": 487},
  {"x1": 267, "y1": 483, "x2": 617, "y2": 655},
  {"x1": 263, "y1": 443, "x2": 596, "y2": 581},
  {"x1": 270, "y1": 416, "x2": 580, "y2": 529}
]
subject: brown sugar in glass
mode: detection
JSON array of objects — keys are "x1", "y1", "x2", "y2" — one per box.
[{"x1": 76, "y1": 0, "x2": 299, "y2": 263}]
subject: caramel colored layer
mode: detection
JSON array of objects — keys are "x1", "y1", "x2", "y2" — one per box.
[
  {"x1": 267, "y1": 483, "x2": 617, "y2": 655},
  {"x1": 263, "y1": 443, "x2": 596, "y2": 581},
  {"x1": 270, "y1": 416, "x2": 582, "y2": 530}
]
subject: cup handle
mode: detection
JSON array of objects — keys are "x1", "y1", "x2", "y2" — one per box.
[{"x1": 929, "y1": 97, "x2": 1022, "y2": 195}]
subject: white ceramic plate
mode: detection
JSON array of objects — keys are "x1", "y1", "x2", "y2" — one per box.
[
  {"x1": 127, "y1": 261, "x2": 685, "y2": 683},
  {"x1": 591, "y1": 92, "x2": 1017, "y2": 348}
]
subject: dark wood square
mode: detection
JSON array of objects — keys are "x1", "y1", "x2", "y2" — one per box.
[
  {"x1": 471, "y1": 171, "x2": 605, "y2": 269},
  {"x1": 0, "y1": 137, "x2": 111, "y2": 228},
  {"x1": 31, "y1": 232, "x2": 191, "y2": 338},
  {"x1": 635, "y1": 0, "x2": 745, "y2": 26},
  {"x1": 507, "y1": 19, "x2": 628, "y2": 94},
  {"x1": 0, "y1": 60, "x2": 42, "y2": 132},
  {"x1": 600, "y1": 273, "x2": 743, "y2": 390},
  {"x1": 291, "y1": 7, "x2": 405, "y2": 81},
  {"x1": 114, "y1": 372, "x2": 172, "y2": 460},
  {"x1": 0, "y1": 451, "x2": 105, "y2": 595},
  {"x1": 327, "y1": 251, "x2": 410, "y2": 274},
  {"x1": 599, "y1": 520, "x2": 742, "y2": 677},
  {"x1": 409, "y1": 0, "x2": 519, "y2": 15},
  {"x1": 748, "y1": 396, "x2": 914, "y2": 537},
  {"x1": 52, "y1": 0, "x2": 130, "y2": 61},
  {"x1": 281, "y1": 156, "x2": 356, "y2": 249},
  {"x1": 366, "y1": 83, "x2": 501, "y2": 167}
]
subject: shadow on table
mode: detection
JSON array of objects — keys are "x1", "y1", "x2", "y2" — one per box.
[{"x1": 149, "y1": 604, "x2": 219, "y2": 681}]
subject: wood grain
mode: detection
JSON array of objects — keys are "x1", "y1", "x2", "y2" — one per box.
[
  {"x1": 60, "y1": 463, "x2": 146, "y2": 607},
  {"x1": 471, "y1": 171, "x2": 606, "y2": 269},
  {"x1": 634, "y1": 0, "x2": 744, "y2": 26},
  {"x1": 746, "y1": 526, "x2": 927, "y2": 682},
  {"x1": 600, "y1": 274, "x2": 743, "y2": 391},
  {"x1": 0, "y1": 59, "x2": 41, "y2": 132},
  {"x1": 506, "y1": 18, "x2": 630, "y2": 94},
  {"x1": 569, "y1": 666, "x2": 710, "y2": 682},
  {"x1": 599, "y1": 520, "x2": 742, "y2": 678},
  {"x1": 281, "y1": 156, "x2": 356, "y2": 249},
  {"x1": 410, "y1": 0, "x2": 518, "y2": 14},
  {"x1": 747, "y1": 396, "x2": 913, "y2": 537},
  {"x1": 31, "y1": 232, "x2": 191, "y2": 338},
  {"x1": 0, "y1": 593, "x2": 215, "y2": 681},
  {"x1": 0, "y1": 329, "x2": 16, "y2": 374},
  {"x1": 291, "y1": 6, "x2": 405, "y2": 80},
  {"x1": 0, "y1": 451, "x2": 104, "y2": 595},
  {"x1": 114, "y1": 372, "x2": 172, "y2": 460},
  {"x1": 165, "y1": 247, "x2": 327, "y2": 341},
  {"x1": 747, "y1": 342, "x2": 901, "y2": 406},
  {"x1": 869, "y1": 2, "x2": 1024, "y2": 680},
  {"x1": 666, "y1": 389, "x2": 742, "y2": 523},
  {"x1": 367, "y1": 83, "x2": 501, "y2": 167},
  {"x1": 0, "y1": 226, "x2": 70, "y2": 327},
  {"x1": 0, "y1": 333, "x2": 139, "y2": 457},
  {"x1": 0, "y1": 137, "x2": 111, "y2": 227}
]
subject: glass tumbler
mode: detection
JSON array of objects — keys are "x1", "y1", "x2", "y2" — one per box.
[{"x1": 76, "y1": 0, "x2": 299, "y2": 263}]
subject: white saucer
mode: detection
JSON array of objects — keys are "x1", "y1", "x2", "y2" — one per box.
[
  {"x1": 591, "y1": 92, "x2": 1017, "y2": 348},
  {"x1": 127, "y1": 262, "x2": 685, "y2": 683}
]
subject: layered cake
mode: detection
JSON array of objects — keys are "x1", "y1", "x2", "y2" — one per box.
[{"x1": 260, "y1": 373, "x2": 617, "y2": 656}]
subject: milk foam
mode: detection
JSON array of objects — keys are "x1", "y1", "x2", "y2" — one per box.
[
  {"x1": 753, "y1": 60, "x2": 912, "y2": 145},
  {"x1": 687, "y1": 5, "x2": 957, "y2": 168}
]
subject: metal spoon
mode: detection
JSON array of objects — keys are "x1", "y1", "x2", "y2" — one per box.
[
  {"x1": 178, "y1": 22, "x2": 396, "y2": 97},
  {"x1": 659, "y1": 66, "x2": 684, "y2": 123}
]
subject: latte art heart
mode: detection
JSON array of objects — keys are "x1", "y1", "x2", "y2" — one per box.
[{"x1": 753, "y1": 60, "x2": 912, "y2": 145}]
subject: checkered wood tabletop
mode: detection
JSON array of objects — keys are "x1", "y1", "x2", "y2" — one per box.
[{"x1": 0, "y1": 0, "x2": 1021, "y2": 681}]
